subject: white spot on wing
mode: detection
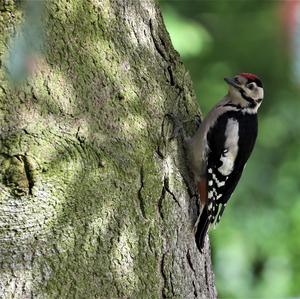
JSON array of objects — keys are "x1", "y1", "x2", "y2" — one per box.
[
  {"x1": 212, "y1": 173, "x2": 226, "y2": 187},
  {"x1": 208, "y1": 180, "x2": 213, "y2": 186}
]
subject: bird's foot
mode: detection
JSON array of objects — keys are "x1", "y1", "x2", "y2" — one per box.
[
  {"x1": 164, "y1": 113, "x2": 184, "y2": 140},
  {"x1": 194, "y1": 114, "x2": 202, "y2": 130}
]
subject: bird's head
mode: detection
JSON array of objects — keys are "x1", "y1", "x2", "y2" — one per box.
[{"x1": 224, "y1": 73, "x2": 264, "y2": 108}]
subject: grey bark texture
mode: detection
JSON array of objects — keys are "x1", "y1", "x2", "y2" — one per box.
[{"x1": 0, "y1": 0, "x2": 217, "y2": 298}]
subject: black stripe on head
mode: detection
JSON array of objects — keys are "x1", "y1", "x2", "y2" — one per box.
[
  {"x1": 238, "y1": 87, "x2": 257, "y2": 107},
  {"x1": 248, "y1": 77, "x2": 263, "y2": 88}
]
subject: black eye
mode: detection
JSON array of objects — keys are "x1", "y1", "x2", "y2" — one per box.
[{"x1": 247, "y1": 83, "x2": 255, "y2": 90}]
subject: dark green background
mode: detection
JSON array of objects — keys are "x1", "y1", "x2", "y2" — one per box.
[{"x1": 161, "y1": 1, "x2": 300, "y2": 297}]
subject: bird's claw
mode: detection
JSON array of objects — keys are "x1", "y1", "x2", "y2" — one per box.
[
  {"x1": 194, "y1": 115, "x2": 202, "y2": 130},
  {"x1": 165, "y1": 113, "x2": 183, "y2": 140}
]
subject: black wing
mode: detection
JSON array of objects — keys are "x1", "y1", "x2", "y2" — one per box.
[{"x1": 195, "y1": 110, "x2": 257, "y2": 250}]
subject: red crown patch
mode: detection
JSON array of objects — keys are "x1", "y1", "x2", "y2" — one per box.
[{"x1": 239, "y1": 73, "x2": 259, "y2": 80}]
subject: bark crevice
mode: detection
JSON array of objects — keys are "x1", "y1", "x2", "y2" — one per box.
[
  {"x1": 164, "y1": 176, "x2": 181, "y2": 208},
  {"x1": 138, "y1": 165, "x2": 147, "y2": 219}
]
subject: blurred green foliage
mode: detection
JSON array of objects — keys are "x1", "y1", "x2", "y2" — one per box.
[{"x1": 161, "y1": 1, "x2": 300, "y2": 298}]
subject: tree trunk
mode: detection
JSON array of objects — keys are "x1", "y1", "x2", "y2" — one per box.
[{"x1": 0, "y1": 0, "x2": 217, "y2": 298}]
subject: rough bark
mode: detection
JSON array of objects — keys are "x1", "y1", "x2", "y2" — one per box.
[{"x1": 0, "y1": 0, "x2": 217, "y2": 298}]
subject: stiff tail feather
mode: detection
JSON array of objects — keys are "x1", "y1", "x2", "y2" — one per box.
[{"x1": 194, "y1": 206, "x2": 210, "y2": 251}]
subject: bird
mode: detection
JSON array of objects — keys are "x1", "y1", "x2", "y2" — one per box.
[{"x1": 185, "y1": 73, "x2": 264, "y2": 251}]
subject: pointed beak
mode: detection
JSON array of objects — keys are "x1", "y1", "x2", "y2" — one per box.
[{"x1": 224, "y1": 77, "x2": 240, "y2": 88}]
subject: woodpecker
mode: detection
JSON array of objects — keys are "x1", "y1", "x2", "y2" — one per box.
[{"x1": 186, "y1": 73, "x2": 264, "y2": 251}]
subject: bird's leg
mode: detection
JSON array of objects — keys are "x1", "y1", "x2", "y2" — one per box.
[
  {"x1": 165, "y1": 113, "x2": 202, "y2": 141},
  {"x1": 164, "y1": 113, "x2": 186, "y2": 141},
  {"x1": 194, "y1": 114, "x2": 202, "y2": 130}
]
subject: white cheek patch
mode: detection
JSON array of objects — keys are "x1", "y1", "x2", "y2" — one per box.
[
  {"x1": 218, "y1": 118, "x2": 239, "y2": 176},
  {"x1": 250, "y1": 86, "x2": 263, "y2": 102},
  {"x1": 257, "y1": 86, "x2": 263, "y2": 100}
]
